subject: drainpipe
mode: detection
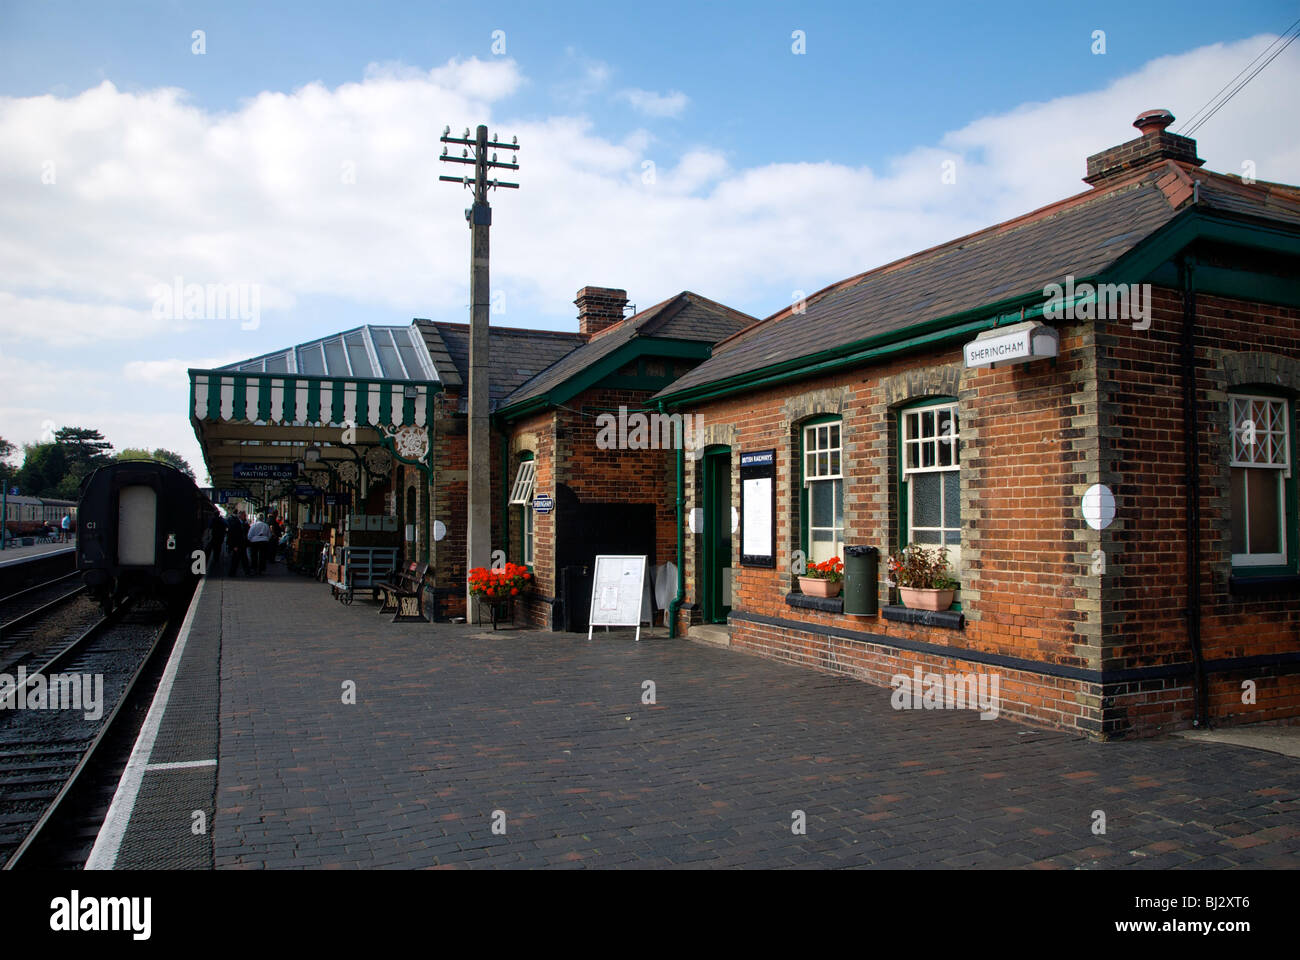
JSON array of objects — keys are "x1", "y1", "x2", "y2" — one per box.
[
  {"x1": 1180, "y1": 254, "x2": 1207, "y2": 728},
  {"x1": 500, "y1": 429, "x2": 510, "y2": 559},
  {"x1": 663, "y1": 401, "x2": 685, "y2": 638}
]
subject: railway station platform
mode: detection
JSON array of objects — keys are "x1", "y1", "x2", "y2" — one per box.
[
  {"x1": 88, "y1": 563, "x2": 1300, "y2": 870},
  {"x1": 0, "y1": 542, "x2": 74, "y2": 567}
]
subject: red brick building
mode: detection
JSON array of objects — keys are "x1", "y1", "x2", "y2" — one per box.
[
  {"x1": 653, "y1": 111, "x2": 1300, "y2": 739},
  {"x1": 495, "y1": 288, "x2": 753, "y2": 629}
]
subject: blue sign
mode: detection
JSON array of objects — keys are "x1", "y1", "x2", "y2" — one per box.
[
  {"x1": 533, "y1": 494, "x2": 554, "y2": 514},
  {"x1": 8, "y1": 487, "x2": 18, "y2": 496},
  {"x1": 294, "y1": 484, "x2": 324, "y2": 497},
  {"x1": 325, "y1": 492, "x2": 352, "y2": 506}
]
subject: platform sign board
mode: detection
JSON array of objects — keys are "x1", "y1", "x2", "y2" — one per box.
[
  {"x1": 533, "y1": 494, "x2": 554, "y2": 514},
  {"x1": 233, "y1": 462, "x2": 297, "y2": 481},
  {"x1": 740, "y1": 449, "x2": 776, "y2": 567},
  {"x1": 324, "y1": 492, "x2": 351, "y2": 506},
  {"x1": 963, "y1": 320, "x2": 1059, "y2": 369},
  {"x1": 588, "y1": 554, "x2": 649, "y2": 642}
]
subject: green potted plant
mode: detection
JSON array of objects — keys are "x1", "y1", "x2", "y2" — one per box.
[
  {"x1": 797, "y1": 556, "x2": 844, "y2": 597},
  {"x1": 886, "y1": 544, "x2": 958, "y2": 611}
]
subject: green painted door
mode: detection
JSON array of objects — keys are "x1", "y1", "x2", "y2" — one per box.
[{"x1": 703, "y1": 448, "x2": 732, "y2": 623}]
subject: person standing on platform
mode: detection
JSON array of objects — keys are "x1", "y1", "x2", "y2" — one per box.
[
  {"x1": 60, "y1": 513, "x2": 71, "y2": 543},
  {"x1": 227, "y1": 510, "x2": 250, "y2": 577},
  {"x1": 207, "y1": 511, "x2": 227, "y2": 573},
  {"x1": 248, "y1": 514, "x2": 271, "y2": 575},
  {"x1": 268, "y1": 514, "x2": 283, "y2": 562}
]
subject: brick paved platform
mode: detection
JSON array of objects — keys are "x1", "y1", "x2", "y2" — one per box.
[{"x1": 100, "y1": 564, "x2": 1300, "y2": 869}]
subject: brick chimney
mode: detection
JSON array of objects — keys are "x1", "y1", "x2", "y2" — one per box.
[
  {"x1": 575, "y1": 286, "x2": 628, "y2": 337},
  {"x1": 1083, "y1": 109, "x2": 1204, "y2": 187}
]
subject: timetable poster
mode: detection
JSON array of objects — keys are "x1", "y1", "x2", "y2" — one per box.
[{"x1": 740, "y1": 449, "x2": 775, "y2": 567}]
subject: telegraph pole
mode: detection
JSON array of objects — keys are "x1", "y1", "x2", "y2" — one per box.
[{"x1": 438, "y1": 124, "x2": 520, "y2": 610}]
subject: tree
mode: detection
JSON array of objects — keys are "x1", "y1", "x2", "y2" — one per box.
[
  {"x1": 50, "y1": 427, "x2": 114, "y2": 499},
  {"x1": 55, "y1": 427, "x2": 113, "y2": 475},
  {"x1": 16, "y1": 443, "x2": 68, "y2": 497},
  {"x1": 0, "y1": 437, "x2": 15, "y2": 490},
  {"x1": 115, "y1": 448, "x2": 196, "y2": 480}
]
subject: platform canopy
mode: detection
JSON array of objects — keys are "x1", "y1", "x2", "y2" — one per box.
[{"x1": 189, "y1": 325, "x2": 441, "y2": 499}]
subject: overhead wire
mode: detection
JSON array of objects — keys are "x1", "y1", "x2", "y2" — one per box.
[{"x1": 1177, "y1": 17, "x2": 1300, "y2": 137}]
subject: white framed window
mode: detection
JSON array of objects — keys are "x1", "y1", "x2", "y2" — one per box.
[
  {"x1": 508, "y1": 460, "x2": 536, "y2": 506},
  {"x1": 803, "y1": 421, "x2": 843, "y2": 564},
  {"x1": 902, "y1": 401, "x2": 961, "y2": 569},
  {"x1": 1230, "y1": 394, "x2": 1289, "y2": 567},
  {"x1": 804, "y1": 421, "x2": 842, "y2": 480}
]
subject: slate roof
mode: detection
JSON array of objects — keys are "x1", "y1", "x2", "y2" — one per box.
[
  {"x1": 654, "y1": 162, "x2": 1300, "y2": 402},
  {"x1": 414, "y1": 320, "x2": 584, "y2": 411},
  {"x1": 497, "y1": 292, "x2": 754, "y2": 410}
]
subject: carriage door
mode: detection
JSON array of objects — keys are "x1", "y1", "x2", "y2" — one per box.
[
  {"x1": 117, "y1": 485, "x2": 158, "y2": 566},
  {"x1": 702, "y1": 447, "x2": 732, "y2": 624}
]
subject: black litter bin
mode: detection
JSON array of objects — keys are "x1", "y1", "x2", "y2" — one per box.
[{"x1": 843, "y1": 545, "x2": 879, "y2": 616}]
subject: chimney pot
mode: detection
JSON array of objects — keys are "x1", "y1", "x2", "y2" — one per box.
[
  {"x1": 1083, "y1": 110, "x2": 1202, "y2": 186},
  {"x1": 1133, "y1": 108, "x2": 1175, "y2": 136}
]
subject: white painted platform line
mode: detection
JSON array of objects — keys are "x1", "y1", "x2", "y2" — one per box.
[
  {"x1": 145, "y1": 759, "x2": 217, "y2": 771},
  {"x1": 85, "y1": 578, "x2": 207, "y2": 870}
]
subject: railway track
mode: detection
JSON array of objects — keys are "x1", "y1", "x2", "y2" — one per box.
[
  {"x1": 0, "y1": 573, "x2": 87, "y2": 643},
  {"x1": 0, "y1": 593, "x2": 183, "y2": 869}
]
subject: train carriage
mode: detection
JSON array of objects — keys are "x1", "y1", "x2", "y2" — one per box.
[
  {"x1": 77, "y1": 461, "x2": 215, "y2": 612},
  {"x1": 1, "y1": 494, "x2": 76, "y2": 539}
]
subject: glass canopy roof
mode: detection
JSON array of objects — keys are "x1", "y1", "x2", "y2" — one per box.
[{"x1": 222, "y1": 325, "x2": 436, "y2": 382}]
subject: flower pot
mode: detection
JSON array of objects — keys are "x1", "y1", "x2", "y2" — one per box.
[
  {"x1": 898, "y1": 587, "x2": 954, "y2": 611},
  {"x1": 798, "y1": 577, "x2": 842, "y2": 598}
]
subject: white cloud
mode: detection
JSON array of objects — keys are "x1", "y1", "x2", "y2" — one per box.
[
  {"x1": 553, "y1": 55, "x2": 611, "y2": 106},
  {"x1": 123, "y1": 355, "x2": 244, "y2": 388},
  {"x1": 0, "y1": 350, "x2": 207, "y2": 481},
  {"x1": 617, "y1": 87, "x2": 689, "y2": 118},
  {"x1": 0, "y1": 291, "x2": 183, "y2": 346}
]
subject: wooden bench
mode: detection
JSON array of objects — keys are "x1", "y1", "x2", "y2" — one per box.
[{"x1": 376, "y1": 561, "x2": 429, "y2": 622}]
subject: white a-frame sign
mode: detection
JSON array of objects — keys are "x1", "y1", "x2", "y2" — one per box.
[{"x1": 588, "y1": 555, "x2": 649, "y2": 642}]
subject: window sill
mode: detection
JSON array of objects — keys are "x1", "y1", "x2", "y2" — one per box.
[
  {"x1": 1229, "y1": 573, "x2": 1300, "y2": 597},
  {"x1": 785, "y1": 592, "x2": 843, "y2": 614},
  {"x1": 882, "y1": 605, "x2": 965, "y2": 630}
]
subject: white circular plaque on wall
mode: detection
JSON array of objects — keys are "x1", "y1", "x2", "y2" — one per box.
[
  {"x1": 688, "y1": 508, "x2": 703, "y2": 534},
  {"x1": 1081, "y1": 484, "x2": 1116, "y2": 530},
  {"x1": 433, "y1": 520, "x2": 447, "y2": 541}
]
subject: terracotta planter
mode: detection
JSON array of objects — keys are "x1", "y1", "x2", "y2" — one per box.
[
  {"x1": 898, "y1": 586, "x2": 955, "y2": 611},
  {"x1": 798, "y1": 576, "x2": 842, "y2": 598}
]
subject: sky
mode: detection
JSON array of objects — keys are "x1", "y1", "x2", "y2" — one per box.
[{"x1": 1, "y1": 0, "x2": 1298, "y2": 484}]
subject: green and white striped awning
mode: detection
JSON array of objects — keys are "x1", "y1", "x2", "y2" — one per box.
[
  {"x1": 191, "y1": 371, "x2": 434, "y2": 428},
  {"x1": 188, "y1": 369, "x2": 439, "y2": 489}
]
